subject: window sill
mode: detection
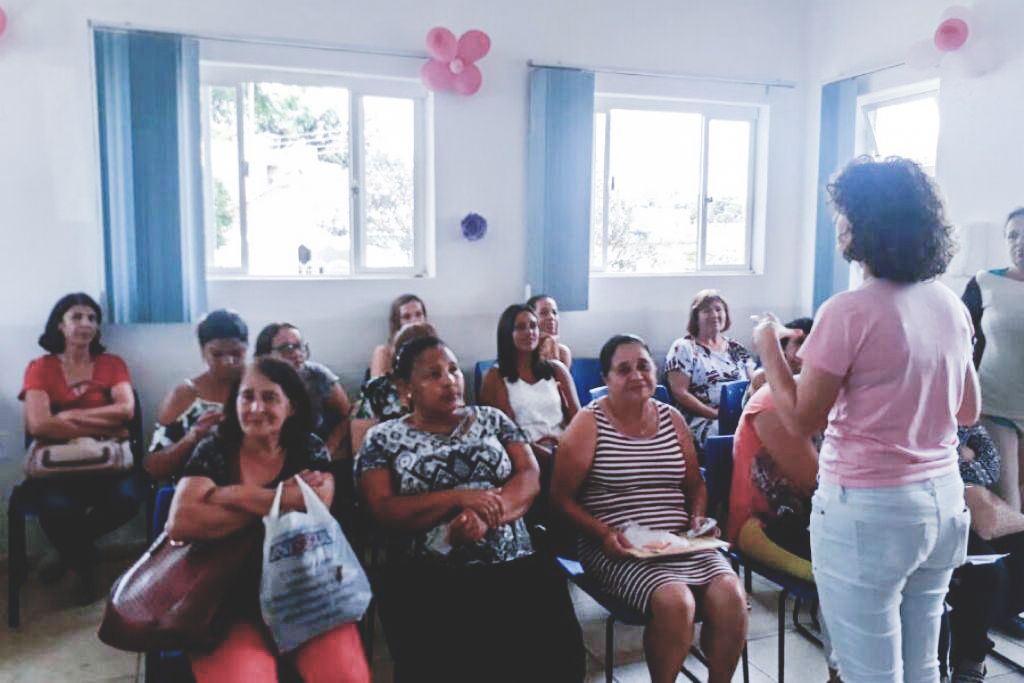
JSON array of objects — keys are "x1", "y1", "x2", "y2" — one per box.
[
  {"x1": 590, "y1": 269, "x2": 756, "y2": 279},
  {"x1": 207, "y1": 272, "x2": 429, "y2": 282}
]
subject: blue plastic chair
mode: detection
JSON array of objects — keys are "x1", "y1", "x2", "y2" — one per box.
[
  {"x1": 588, "y1": 384, "x2": 672, "y2": 405},
  {"x1": 473, "y1": 359, "x2": 497, "y2": 400},
  {"x1": 570, "y1": 358, "x2": 604, "y2": 406},
  {"x1": 717, "y1": 380, "x2": 750, "y2": 436},
  {"x1": 703, "y1": 435, "x2": 820, "y2": 683},
  {"x1": 556, "y1": 556, "x2": 748, "y2": 683}
]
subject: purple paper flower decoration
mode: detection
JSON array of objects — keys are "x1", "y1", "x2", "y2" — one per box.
[{"x1": 461, "y1": 213, "x2": 487, "y2": 241}]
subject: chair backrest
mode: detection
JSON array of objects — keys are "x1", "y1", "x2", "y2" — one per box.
[
  {"x1": 570, "y1": 358, "x2": 603, "y2": 405},
  {"x1": 474, "y1": 359, "x2": 497, "y2": 400},
  {"x1": 151, "y1": 484, "x2": 176, "y2": 537},
  {"x1": 718, "y1": 380, "x2": 750, "y2": 436},
  {"x1": 702, "y1": 435, "x2": 735, "y2": 523},
  {"x1": 588, "y1": 384, "x2": 672, "y2": 405}
]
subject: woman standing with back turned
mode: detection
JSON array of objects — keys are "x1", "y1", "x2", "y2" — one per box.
[{"x1": 754, "y1": 157, "x2": 978, "y2": 683}]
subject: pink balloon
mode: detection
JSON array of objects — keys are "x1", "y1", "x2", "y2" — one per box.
[
  {"x1": 452, "y1": 64, "x2": 483, "y2": 96},
  {"x1": 0, "y1": 7, "x2": 8, "y2": 38},
  {"x1": 425, "y1": 27, "x2": 457, "y2": 62},
  {"x1": 421, "y1": 60, "x2": 454, "y2": 92},
  {"x1": 457, "y1": 30, "x2": 491, "y2": 63},
  {"x1": 934, "y1": 18, "x2": 969, "y2": 52}
]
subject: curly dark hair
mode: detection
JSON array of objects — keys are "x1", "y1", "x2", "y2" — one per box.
[
  {"x1": 38, "y1": 292, "x2": 106, "y2": 355},
  {"x1": 827, "y1": 156, "x2": 956, "y2": 283}
]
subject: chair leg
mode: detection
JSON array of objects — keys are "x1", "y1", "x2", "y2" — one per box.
[
  {"x1": 7, "y1": 499, "x2": 26, "y2": 629},
  {"x1": 778, "y1": 590, "x2": 787, "y2": 683},
  {"x1": 364, "y1": 599, "x2": 376, "y2": 663},
  {"x1": 605, "y1": 616, "x2": 615, "y2": 683}
]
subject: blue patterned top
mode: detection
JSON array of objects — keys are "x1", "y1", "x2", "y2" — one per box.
[{"x1": 355, "y1": 405, "x2": 533, "y2": 566}]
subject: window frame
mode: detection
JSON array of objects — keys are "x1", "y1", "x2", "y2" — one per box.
[
  {"x1": 855, "y1": 79, "x2": 940, "y2": 174},
  {"x1": 199, "y1": 63, "x2": 430, "y2": 279},
  {"x1": 590, "y1": 95, "x2": 760, "y2": 276}
]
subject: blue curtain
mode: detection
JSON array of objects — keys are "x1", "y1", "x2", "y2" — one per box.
[
  {"x1": 95, "y1": 29, "x2": 207, "y2": 324},
  {"x1": 526, "y1": 67, "x2": 595, "y2": 311},
  {"x1": 812, "y1": 77, "x2": 857, "y2": 311}
]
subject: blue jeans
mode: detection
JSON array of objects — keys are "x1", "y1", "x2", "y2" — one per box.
[
  {"x1": 21, "y1": 473, "x2": 144, "y2": 572},
  {"x1": 810, "y1": 471, "x2": 970, "y2": 683}
]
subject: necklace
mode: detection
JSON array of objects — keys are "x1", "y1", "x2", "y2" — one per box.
[{"x1": 606, "y1": 399, "x2": 657, "y2": 439}]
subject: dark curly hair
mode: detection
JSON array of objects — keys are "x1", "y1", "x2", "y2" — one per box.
[
  {"x1": 38, "y1": 292, "x2": 106, "y2": 355},
  {"x1": 827, "y1": 156, "x2": 956, "y2": 283}
]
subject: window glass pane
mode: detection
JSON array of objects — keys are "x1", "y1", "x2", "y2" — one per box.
[
  {"x1": 205, "y1": 85, "x2": 242, "y2": 269},
  {"x1": 705, "y1": 119, "x2": 751, "y2": 267},
  {"x1": 243, "y1": 82, "x2": 351, "y2": 276},
  {"x1": 590, "y1": 112, "x2": 607, "y2": 270},
  {"x1": 606, "y1": 109, "x2": 702, "y2": 273},
  {"x1": 866, "y1": 95, "x2": 939, "y2": 174},
  {"x1": 363, "y1": 96, "x2": 415, "y2": 269}
]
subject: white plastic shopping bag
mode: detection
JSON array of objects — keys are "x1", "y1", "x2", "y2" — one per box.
[{"x1": 260, "y1": 475, "x2": 373, "y2": 652}]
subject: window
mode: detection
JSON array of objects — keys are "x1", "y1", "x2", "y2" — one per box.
[
  {"x1": 590, "y1": 98, "x2": 758, "y2": 275},
  {"x1": 201, "y1": 69, "x2": 427, "y2": 277},
  {"x1": 857, "y1": 83, "x2": 939, "y2": 175}
]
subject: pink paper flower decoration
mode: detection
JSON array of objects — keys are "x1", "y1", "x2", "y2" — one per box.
[
  {"x1": 0, "y1": 7, "x2": 8, "y2": 38},
  {"x1": 421, "y1": 27, "x2": 491, "y2": 96}
]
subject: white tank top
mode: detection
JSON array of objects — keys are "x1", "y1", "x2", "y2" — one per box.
[
  {"x1": 977, "y1": 269, "x2": 1024, "y2": 425},
  {"x1": 504, "y1": 376, "x2": 564, "y2": 442}
]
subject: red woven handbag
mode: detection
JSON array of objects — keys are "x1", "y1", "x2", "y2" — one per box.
[{"x1": 98, "y1": 526, "x2": 261, "y2": 652}]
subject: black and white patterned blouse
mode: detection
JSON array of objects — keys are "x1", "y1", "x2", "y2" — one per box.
[
  {"x1": 355, "y1": 405, "x2": 533, "y2": 566},
  {"x1": 149, "y1": 395, "x2": 223, "y2": 455},
  {"x1": 957, "y1": 424, "x2": 1000, "y2": 488},
  {"x1": 182, "y1": 432, "x2": 332, "y2": 486}
]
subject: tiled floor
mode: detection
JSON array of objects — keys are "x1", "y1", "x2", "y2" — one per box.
[{"x1": 2, "y1": 558, "x2": 1023, "y2": 682}]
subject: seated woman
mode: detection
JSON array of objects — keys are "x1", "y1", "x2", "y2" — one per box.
[
  {"x1": 369, "y1": 294, "x2": 427, "y2": 378},
  {"x1": 165, "y1": 357, "x2": 369, "y2": 683},
  {"x1": 146, "y1": 309, "x2": 248, "y2": 481},
  {"x1": 947, "y1": 424, "x2": 1024, "y2": 683},
  {"x1": 527, "y1": 293, "x2": 573, "y2": 369},
  {"x1": 19, "y1": 292, "x2": 143, "y2": 602},
  {"x1": 350, "y1": 321, "x2": 437, "y2": 453},
  {"x1": 255, "y1": 322, "x2": 352, "y2": 461},
  {"x1": 552, "y1": 334, "x2": 747, "y2": 683},
  {"x1": 729, "y1": 317, "x2": 817, "y2": 581},
  {"x1": 747, "y1": 317, "x2": 812, "y2": 396},
  {"x1": 479, "y1": 304, "x2": 579, "y2": 472},
  {"x1": 665, "y1": 289, "x2": 752, "y2": 456},
  {"x1": 356, "y1": 336, "x2": 584, "y2": 683}
]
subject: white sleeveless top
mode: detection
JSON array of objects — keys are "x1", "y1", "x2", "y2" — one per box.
[
  {"x1": 504, "y1": 376, "x2": 564, "y2": 442},
  {"x1": 977, "y1": 269, "x2": 1024, "y2": 427}
]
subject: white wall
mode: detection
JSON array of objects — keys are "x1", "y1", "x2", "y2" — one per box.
[
  {"x1": 0, "y1": 0, "x2": 814, "y2": 557},
  {"x1": 800, "y1": 0, "x2": 1024, "y2": 302}
]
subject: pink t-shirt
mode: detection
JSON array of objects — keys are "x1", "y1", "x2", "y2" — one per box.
[{"x1": 799, "y1": 278, "x2": 973, "y2": 488}]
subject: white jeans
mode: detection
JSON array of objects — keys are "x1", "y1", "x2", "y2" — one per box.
[{"x1": 810, "y1": 471, "x2": 970, "y2": 683}]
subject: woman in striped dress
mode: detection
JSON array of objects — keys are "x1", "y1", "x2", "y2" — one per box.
[{"x1": 552, "y1": 334, "x2": 747, "y2": 683}]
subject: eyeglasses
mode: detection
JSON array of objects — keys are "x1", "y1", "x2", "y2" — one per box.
[{"x1": 272, "y1": 342, "x2": 310, "y2": 356}]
